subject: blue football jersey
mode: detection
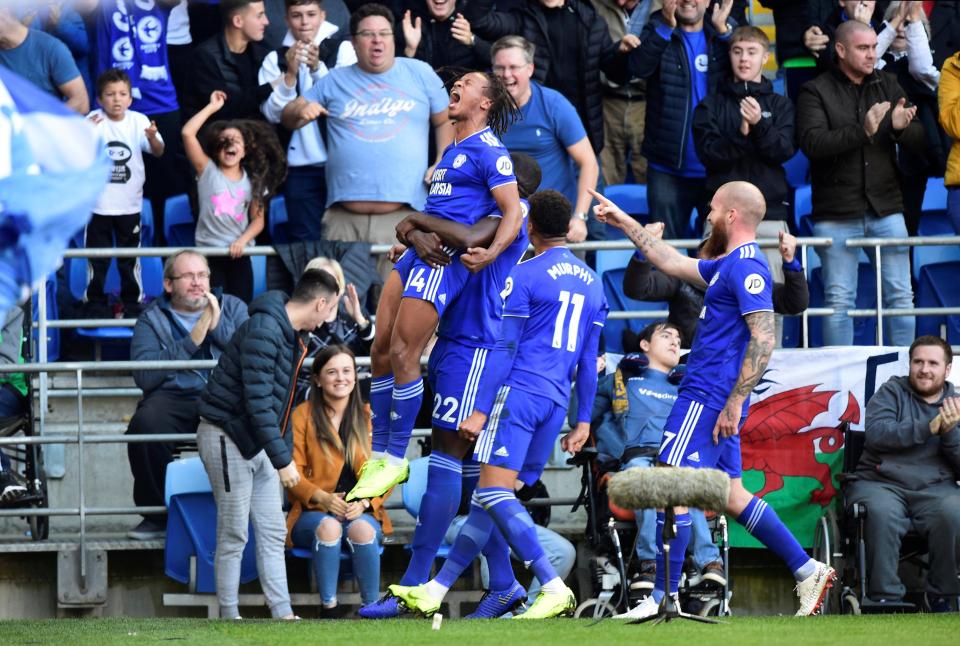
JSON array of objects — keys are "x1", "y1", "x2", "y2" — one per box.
[
  {"x1": 424, "y1": 127, "x2": 517, "y2": 226},
  {"x1": 499, "y1": 246, "x2": 608, "y2": 408},
  {"x1": 437, "y1": 199, "x2": 530, "y2": 348},
  {"x1": 680, "y1": 241, "x2": 773, "y2": 411}
]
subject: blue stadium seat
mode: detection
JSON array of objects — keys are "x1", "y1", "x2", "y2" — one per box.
[
  {"x1": 922, "y1": 176, "x2": 947, "y2": 211},
  {"x1": 31, "y1": 275, "x2": 59, "y2": 362},
  {"x1": 164, "y1": 457, "x2": 259, "y2": 593},
  {"x1": 601, "y1": 267, "x2": 668, "y2": 354},
  {"x1": 794, "y1": 185, "x2": 813, "y2": 236},
  {"x1": 140, "y1": 199, "x2": 154, "y2": 247},
  {"x1": 401, "y1": 457, "x2": 451, "y2": 561},
  {"x1": 911, "y1": 237, "x2": 960, "y2": 282},
  {"x1": 916, "y1": 261, "x2": 960, "y2": 343},
  {"x1": 783, "y1": 151, "x2": 809, "y2": 189},
  {"x1": 164, "y1": 194, "x2": 196, "y2": 247},
  {"x1": 252, "y1": 255, "x2": 267, "y2": 297},
  {"x1": 269, "y1": 196, "x2": 289, "y2": 244},
  {"x1": 602, "y1": 184, "x2": 648, "y2": 240}
]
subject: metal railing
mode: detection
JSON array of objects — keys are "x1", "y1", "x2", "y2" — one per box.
[{"x1": 15, "y1": 235, "x2": 960, "y2": 549}]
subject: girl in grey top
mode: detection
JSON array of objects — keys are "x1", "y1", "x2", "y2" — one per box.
[{"x1": 182, "y1": 90, "x2": 286, "y2": 301}]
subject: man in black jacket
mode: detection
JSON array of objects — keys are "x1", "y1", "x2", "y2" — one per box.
[
  {"x1": 397, "y1": 0, "x2": 492, "y2": 80},
  {"x1": 623, "y1": 222, "x2": 809, "y2": 348},
  {"x1": 846, "y1": 335, "x2": 960, "y2": 612},
  {"x1": 195, "y1": 269, "x2": 340, "y2": 620},
  {"x1": 628, "y1": 0, "x2": 735, "y2": 239},
  {"x1": 186, "y1": 0, "x2": 273, "y2": 121},
  {"x1": 464, "y1": 0, "x2": 634, "y2": 154},
  {"x1": 796, "y1": 18, "x2": 923, "y2": 347},
  {"x1": 693, "y1": 25, "x2": 795, "y2": 277}
]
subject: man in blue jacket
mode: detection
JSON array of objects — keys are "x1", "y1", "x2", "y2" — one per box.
[
  {"x1": 126, "y1": 250, "x2": 248, "y2": 540},
  {"x1": 628, "y1": 0, "x2": 734, "y2": 239}
]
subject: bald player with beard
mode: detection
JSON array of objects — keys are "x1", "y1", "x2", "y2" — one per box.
[{"x1": 592, "y1": 181, "x2": 835, "y2": 619}]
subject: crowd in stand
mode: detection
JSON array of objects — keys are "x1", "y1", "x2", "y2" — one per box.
[{"x1": 2, "y1": 0, "x2": 960, "y2": 618}]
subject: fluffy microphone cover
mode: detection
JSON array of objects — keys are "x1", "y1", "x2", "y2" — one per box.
[{"x1": 607, "y1": 467, "x2": 731, "y2": 512}]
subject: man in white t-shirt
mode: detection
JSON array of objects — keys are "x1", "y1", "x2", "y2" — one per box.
[
  {"x1": 259, "y1": 0, "x2": 354, "y2": 242},
  {"x1": 86, "y1": 68, "x2": 165, "y2": 318}
]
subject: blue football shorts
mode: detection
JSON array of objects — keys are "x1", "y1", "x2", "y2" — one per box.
[
  {"x1": 473, "y1": 386, "x2": 567, "y2": 486},
  {"x1": 393, "y1": 247, "x2": 469, "y2": 319},
  {"x1": 426, "y1": 337, "x2": 492, "y2": 433},
  {"x1": 657, "y1": 393, "x2": 743, "y2": 478}
]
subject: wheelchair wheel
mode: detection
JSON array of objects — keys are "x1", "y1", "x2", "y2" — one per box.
[
  {"x1": 574, "y1": 599, "x2": 618, "y2": 619},
  {"x1": 841, "y1": 592, "x2": 861, "y2": 615},
  {"x1": 812, "y1": 510, "x2": 841, "y2": 614},
  {"x1": 698, "y1": 598, "x2": 721, "y2": 617}
]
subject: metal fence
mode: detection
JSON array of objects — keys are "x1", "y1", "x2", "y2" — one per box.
[{"x1": 11, "y1": 235, "x2": 960, "y2": 544}]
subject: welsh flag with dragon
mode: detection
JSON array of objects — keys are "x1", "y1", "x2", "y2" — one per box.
[{"x1": 730, "y1": 347, "x2": 912, "y2": 548}]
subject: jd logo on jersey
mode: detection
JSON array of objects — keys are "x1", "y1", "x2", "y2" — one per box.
[{"x1": 744, "y1": 273, "x2": 765, "y2": 295}]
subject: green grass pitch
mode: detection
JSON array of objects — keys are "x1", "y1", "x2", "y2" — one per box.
[{"x1": 1, "y1": 615, "x2": 959, "y2": 645}]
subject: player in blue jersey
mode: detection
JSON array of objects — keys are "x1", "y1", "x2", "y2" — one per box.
[
  {"x1": 347, "y1": 72, "x2": 524, "y2": 501},
  {"x1": 389, "y1": 190, "x2": 608, "y2": 620},
  {"x1": 357, "y1": 154, "x2": 541, "y2": 620},
  {"x1": 591, "y1": 181, "x2": 835, "y2": 618}
]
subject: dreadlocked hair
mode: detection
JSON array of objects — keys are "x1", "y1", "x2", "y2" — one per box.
[
  {"x1": 203, "y1": 120, "x2": 288, "y2": 201},
  {"x1": 481, "y1": 73, "x2": 520, "y2": 138}
]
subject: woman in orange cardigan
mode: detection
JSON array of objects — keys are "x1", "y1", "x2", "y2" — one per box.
[{"x1": 286, "y1": 345, "x2": 390, "y2": 617}]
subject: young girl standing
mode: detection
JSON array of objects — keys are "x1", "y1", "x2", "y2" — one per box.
[{"x1": 182, "y1": 90, "x2": 286, "y2": 301}]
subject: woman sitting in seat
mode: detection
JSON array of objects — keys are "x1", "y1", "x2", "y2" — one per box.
[{"x1": 286, "y1": 345, "x2": 391, "y2": 617}]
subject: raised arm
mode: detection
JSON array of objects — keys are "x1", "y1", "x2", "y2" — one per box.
[
  {"x1": 589, "y1": 188, "x2": 705, "y2": 286},
  {"x1": 181, "y1": 91, "x2": 224, "y2": 175},
  {"x1": 712, "y1": 310, "x2": 774, "y2": 443}
]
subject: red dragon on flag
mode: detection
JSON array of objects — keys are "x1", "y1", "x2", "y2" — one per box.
[{"x1": 740, "y1": 385, "x2": 860, "y2": 507}]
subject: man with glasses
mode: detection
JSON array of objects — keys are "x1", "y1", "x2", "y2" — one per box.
[
  {"x1": 281, "y1": 3, "x2": 453, "y2": 283},
  {"x1": 124, "y1": 250, "x2": 249, "y2": 540}
]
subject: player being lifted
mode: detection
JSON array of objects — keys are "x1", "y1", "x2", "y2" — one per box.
[
  {"x1": 591, "y1": 181, "x2": 835, "y2": 618},
  {"x1": 390, "y1": 190, "x2": 607, "y2": 619},
  {"x1": 359, "y1": 153, "x2": 541, "y2": 619},
  {"x1": 287, "y1": 71, "x2": 524, "y2": 499}
]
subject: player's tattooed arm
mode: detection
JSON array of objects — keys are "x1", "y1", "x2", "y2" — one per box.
[
  {"x1": 588, "y1": 189, "x2": 705, "y2": 287},
  {"x1": 732, "y1": 310, "x2": 775, "y2": 400},
  {"x1": 713, "y1": 310, "x2": 775, "y2": 443}
]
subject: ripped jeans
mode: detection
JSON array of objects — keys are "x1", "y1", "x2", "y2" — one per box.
[{"x1": 291, "y1": 511, "x2": 382, "y2": 606}]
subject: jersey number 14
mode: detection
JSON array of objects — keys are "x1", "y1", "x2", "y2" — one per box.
[{"x1": 552, "y1": 290, "x2": 585, "y2": 352}]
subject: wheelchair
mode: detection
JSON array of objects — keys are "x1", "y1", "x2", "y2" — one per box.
[
  {"x1": 811, "y1": 424, "x2": 931, "y2": 615},
  {"x1": 0, "y1": 303, "x2": 49, "y2": 539},
  {"x1": 567, "y1": 447, "x2": 731, "y2": 619}
]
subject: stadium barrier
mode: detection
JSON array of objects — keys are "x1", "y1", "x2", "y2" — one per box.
[{"x1": 17, "y1": 236, "x2": 960, "y2": 534}]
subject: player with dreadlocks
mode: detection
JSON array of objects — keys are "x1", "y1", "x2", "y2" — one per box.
[{"x1": 339, "y1": 71, "x2": 524, "y2": 500}]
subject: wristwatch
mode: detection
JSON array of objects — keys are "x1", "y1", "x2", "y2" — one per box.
[{"x1": 573, "y1": 212, "x2": 589, "y2": 222}]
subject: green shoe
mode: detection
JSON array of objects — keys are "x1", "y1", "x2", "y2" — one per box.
[
  {"x1": 513, "y1": 586, "x2": 576, "y2": 619},
  {"x1": 346, "y1": 458, "x2": 384, "y2": 501},
  {"x1": 387, "y1": 584, "x2": 442, "y2": 617},
  {"x1": 347, "y1": 458, "x2": 409, "y2": 500}
]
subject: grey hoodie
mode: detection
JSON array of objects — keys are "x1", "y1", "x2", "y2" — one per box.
[{"x1": 856, "y1": 375, "x2": 960, "y2": 490}]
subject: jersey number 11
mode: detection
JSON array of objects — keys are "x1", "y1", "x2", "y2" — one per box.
[{"x1": 552, "y1": 290, "x2": 585, "y2": 352}]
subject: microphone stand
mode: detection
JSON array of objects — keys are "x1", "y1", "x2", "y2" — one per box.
[{"x1": 630, "y1": 507, "x2": 721, "y2": 625}]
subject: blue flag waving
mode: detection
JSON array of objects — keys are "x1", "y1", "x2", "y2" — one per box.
[{"x1": 0, "y1": 66, "x2": 110, "y2": 318}]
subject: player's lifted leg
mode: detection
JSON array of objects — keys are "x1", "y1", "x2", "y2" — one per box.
[
  {"x1": 348, "y1": 72, "x2": 524, "y2": 501},
  {"x1": 391, "y1": 191, "x2": 605, "y2": 620}
]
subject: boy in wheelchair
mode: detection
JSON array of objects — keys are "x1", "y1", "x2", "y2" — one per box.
[{"x1": 570, "y1": 321, "x2": 728, "y2": 616}]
